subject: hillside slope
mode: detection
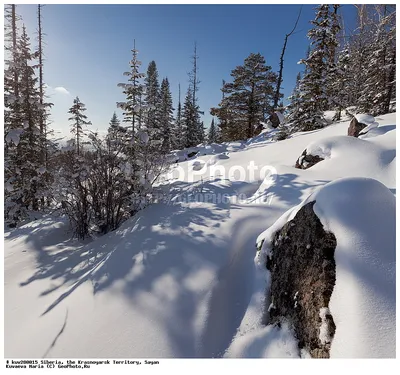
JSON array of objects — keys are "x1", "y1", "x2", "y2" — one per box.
[{"x1": 4, "y1": 112, "x2": 396, "y2": 358}]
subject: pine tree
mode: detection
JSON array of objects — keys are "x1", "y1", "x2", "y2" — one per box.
[
  {"x1": 159, "y1": 77, "x2": 174, "y2": 152},
  {"x1": 211, "y1": 53, "x2": 278, "y2": 140},
  {"x1": 293, "y1": 5, "x2": 341, "y2": 131},
  {"x1": 68, "y1": 96, "x2": 91, "y2": 155},
  {"x1": 208, "y1": 118, "x2": 217, "y2": 143}
]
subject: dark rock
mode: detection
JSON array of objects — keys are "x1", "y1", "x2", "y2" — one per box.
[
  {"x1": 187, "y1": 151, "x2": 198, "y2": 158},
  {"x1": 268, "y1": 112, "x2": 281, "y2": 128},
  {"x1": 275, "y1": 130, "x2": 289, "y2": 141},
  {"x1": 266, "y1": 201, "x2": 337, "y2": 358},
  {"x1": 348, "y1": 117, "x2": 367, "y2": 137},
  {"x1": 255, "y1": 123, "x2": 264, "y2": 136},
  {"x1": 295, "y1": 149, "x2": 324, "y2": 169}
]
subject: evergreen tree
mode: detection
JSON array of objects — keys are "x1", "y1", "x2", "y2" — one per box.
[
  {"x1": 329, "y1": 44, "x2": 351, "y2": 120},
  {"x1": 212, "y1": 80, "x2": 231, "y2": 142},
  {"x1": 4, "y1": 5, "x2": 21, "y2": 150},
  {"x1": 182, "y1": 87, "x2": 201, "y2": 147},
  {"x1": 36, "y1": 4, "x2": 54, "y2": 207},
  {"x1": 285, "y1": 72, "x2": 302, "y2": 128},
  {"x1": 356, "y1": 5, "x2": 396, "y2": 115},
  {"x1": 109, "y1": 111, "x2": 120, "y2": 128},
  {"x1": 68, "y1": 96, "x2": 91, "y2": 155},
  {"x1": 117, "y1": 40, "x2": 145, "y2": 133},
  {"x1": 197, "y1": 121, "x2": 205, "y2": 144},
  {"x1": 211, "y1": 53, "x2": 278, "y2": 140},
  {"x1": 183, "y1": 42, "x2": 203, "y2": 147},
  {"x1": 208, "y1": 118, "x2": 217, "y2": 143},
  {"x1": 107, "y1": 111, "x2": 128, "y2": 151},
  {"x1": 159, "y1": 77, "x2": 174, "y2": 152},
  {"x1": 144, "y1": 60, "x2": 161, "y2": 139},
  {"x1": 5, "y1": 24, "x2": 43, "y2": 219},
  {"x1": 172, "y1": 83, "x2": 183, "y2": 150},
  {"x1": 293, "y1": 5, "x2": 341, "y2": 131}
]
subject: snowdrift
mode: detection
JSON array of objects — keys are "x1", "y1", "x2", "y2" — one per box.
[
  {"x1": 4, "y1": 112, "x2": 396, "y2": 358},
  {"x1": 256, "y1": 177, "x2": 395, "y2": 357}
]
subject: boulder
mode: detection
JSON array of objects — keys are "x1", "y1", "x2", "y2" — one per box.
[
  {"x1": 268, "y1": 112, "x2": 281, "y2": 128},
  {"x1": 295, "y1": 149, "x2": 324, "y2": 169},
  {"x1": 347, "y1": 116, "x2": 367, "y2": 137},
  {"x1": 266, "y1": 201, "x2": 337, "y2": 358}
]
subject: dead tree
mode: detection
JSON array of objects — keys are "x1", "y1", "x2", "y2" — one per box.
[{"x1": 273, "y1": 7, "x2": 302, "y2": 111}]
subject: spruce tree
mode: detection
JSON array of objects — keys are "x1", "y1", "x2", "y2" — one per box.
[
  {"x1": 197, "y1": 121, "x2": 205, "y2": 144},
  {"x1": 68, "y1": 96, "x2": 91, "y2": 155},
  {"x1": 144, "y1": 61, "x2": 161, "y2": 140},
  {"x1": 293, "y1": 5, "x2": 341, "y2": 131},
  {"x1": 159, "y1": 77, "x2": 174, "y2": 152},
  {"x1": 182, "y1": 87, "x2": 201, "y2": 147},
  {"x1": 184, "y1": 42, "x2": 203, "y2": 147},
  {"x1": 285, "y1": 72, "x2": 303, "y2": 130},
  {"x1": 36, "y1": 4, "x2": 54, "y2": 207},
  {"x1": 208, "y1": 118, "x2": 217, "y2": 143},
  {"x1": 356, "y1": 5, "x2": 396, "y2": 115},
  {"x1": 5, "y1": 23, "x2": 43, "y2": 219},
  {"x1": 172, "y1": 83, "x2": 183, "y2": 150},
  {"x1": 117, "y1": 40, "x2": 145, "y2": 133}
]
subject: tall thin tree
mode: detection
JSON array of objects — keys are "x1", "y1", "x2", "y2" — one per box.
[{"x1": 273, "y1": 6, "x2": 302, "y2": 110}]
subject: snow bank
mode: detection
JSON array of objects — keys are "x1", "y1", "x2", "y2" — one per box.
[
  {"x1": 224, "y1": 322, "x2": 299, "y2": 358},
  {"x1": 4, "y1": 111, "x2": 396, "y2": 358},
  {"x1": 313, "y1": 178, "x2": 396, "y2": 358},
  {"x1": 355, "y1": 113, "x2": 377, "y2": 125},
  {"x1": 257, "y1": 177, "x2": 395, "y2": 358}
]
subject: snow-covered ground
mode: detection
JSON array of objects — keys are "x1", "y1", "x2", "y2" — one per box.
[{"x1": 4, "y1": 112, "x2": 396, "y2": 358}]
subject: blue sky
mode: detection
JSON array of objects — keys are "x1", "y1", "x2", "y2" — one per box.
[{"x1": 16, "y1": 4, "x2": 357, "y2": 139}]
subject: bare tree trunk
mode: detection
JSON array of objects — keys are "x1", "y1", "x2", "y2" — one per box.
[
  {"x1": 37, "y1": 5, "x2": 46, "y2": 208},
  {"x1": 192, "y1": 42, "x2": 198, "y2": 107},
  {"x1": 273, "y1": 7, "x2": 302, "y2": 110}
]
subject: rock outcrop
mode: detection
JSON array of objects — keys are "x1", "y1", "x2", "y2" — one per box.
[
  {"x1": 347, "y1": 116, "x2": 367, "y2": 137},
  {"x1": 295, "y1": 149, "x2": 324, "y2": 169},
  {"x1": 265, "y1": 201, "x2": 337, "y2": 358}
]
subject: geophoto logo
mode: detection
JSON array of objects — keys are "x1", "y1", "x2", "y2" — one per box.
[{"x1": 155, "y1": 161, "x2": 277, "y2": 206}]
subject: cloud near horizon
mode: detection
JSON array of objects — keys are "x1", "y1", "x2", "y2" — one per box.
[{"x1": 54, "y1": 86, "x2": 71, "y2": 95}]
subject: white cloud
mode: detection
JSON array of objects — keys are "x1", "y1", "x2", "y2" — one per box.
[{"x1": 54, "y1": 86, "x2": 71, "y2": 95}]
